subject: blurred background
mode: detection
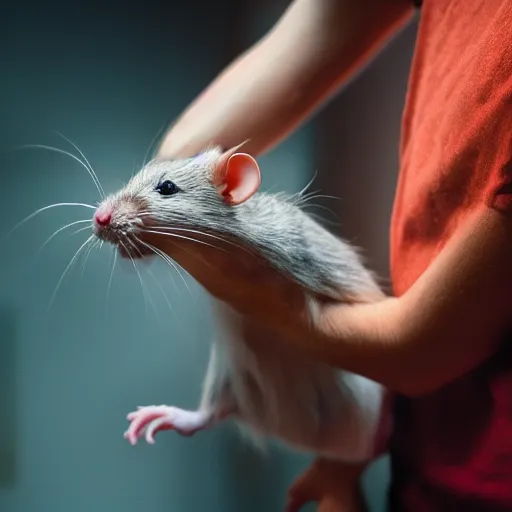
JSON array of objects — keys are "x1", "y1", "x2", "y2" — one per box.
[{"x1": 0, "y1": 1, "x2": 418, "y2": 511}]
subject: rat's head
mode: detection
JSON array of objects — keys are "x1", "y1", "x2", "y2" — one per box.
[{"x1": 92, "y1": 144, "x2": 261, "y2": 259}]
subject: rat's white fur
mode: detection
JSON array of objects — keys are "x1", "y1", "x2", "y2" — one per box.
[{"x1": 95, "y1": 147, "x2": 389, "y2": 462}]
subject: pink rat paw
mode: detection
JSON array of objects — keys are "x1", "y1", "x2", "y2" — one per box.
[{"x1": 123, "y1": 405, "x2": 208, "y2": 445}]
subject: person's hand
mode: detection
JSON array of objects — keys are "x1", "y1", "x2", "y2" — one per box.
[{"x1": 285, "y1": 458, "x2": 367, "y2": 512}]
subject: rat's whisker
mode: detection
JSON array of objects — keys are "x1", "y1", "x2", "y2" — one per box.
[
  {"x1": 36, "y1": 219, "x2": 92, "y2": 255},
  {"x1": 130, "y1": 160, "x2": 139, "y2": 180},
  {"x1": 70, "y1": 224, "x2": 94, "y2": 236},
  {"x1": 80, "y1": 238, "x2": 99, "y2": 277},
  {"x1": 157, "y1": 253, "x2": 192, "y2": 297},
  {"x1": 297, "y1": 193, "x2": 342, "y2": 206},
  {"x1": 141, "y1": 229, "x2": 227, "y2": 252},
  {"x1": 146, "y1": 266, "x2": 177, "y2": 320},
  {"x1": 291, "y1": 189, "x2": 320, "y2": 206},
  {"x1": 6, "y1": 202, "x2": 96, "y2": 239},
  {"x1": 133, "y1": 240, "x2": 177, "y2": 320},
  {"x1": 54, "y1": 132, "x2": 105, "y2": 198},
  {"x1": 16, "y1": 144, "x2": 104, "y2": 199},
  {"x1": 150, "y1": 225, "x2": 252, "y2": 255},
  {"x1": 125, "y1": 238, "x2": 160, "y2": 320},
  {"x1": 47, "y1": 235, "x2": 94, "y2": 312},
  {"x1": 305, "y1": 212, "x2": 341, "y2": 228},
  {"x1": 135, "y1": 211, "x2": 255, "y2": 257},
  {"x1": 119, "y1": 239, "x2": 150, "y2": 316},
  {"x1": 142, "y1": 120, "x2": 169, "y2": 169},
  {"x1": 264, "y1": 184, "x2": 280, "y2": 195},
  {"x1": 298, "y1": 189, "x2": 322, "y2": 200},
  {"x1": 304, "y1": 212, "x2": 340, "y2": 228},
  {"x1": 300, "y1": 203, "x2": 341, "y2": 222},
  {"x1": 105, "y1": 248, "x2": 118, "y2": 317},
  {"x1": 298, "y1": 170, "x2": 319, "y2": 197},
  {"x1": 135, "y1": 237, "x2": 192, "y2": 297}
]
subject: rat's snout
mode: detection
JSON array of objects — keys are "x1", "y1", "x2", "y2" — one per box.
[
  {"x1": 92, "y1": 196, "x2": 148, "y2": 247},
  {"x1": 94, "y1": 210, "x2": 112, "y2": 227},
  {"x1": 94, "y1": 205, "x2": 113, "y2": 228}
]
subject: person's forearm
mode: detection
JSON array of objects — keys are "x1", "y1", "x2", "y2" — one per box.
[
  {"x1": 157, "y1": 0, "x2": 413, "y2": 160},
  {"x1": 300, "y1": 205, "x2": 512, "y2": 396}
]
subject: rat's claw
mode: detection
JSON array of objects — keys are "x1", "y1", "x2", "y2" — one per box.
[
  {"x1": 124, "y1": 405, "x2": 167, "y2": 445},
  {"x1": 124, "y1": 405, "x2": 183, "y2": 445},
  {"x1": 145, "y1": 417, "x2": 172, "y2": 444},
  {"x1": 124, "y1": 405, "x2": 207, "y2": 445}
]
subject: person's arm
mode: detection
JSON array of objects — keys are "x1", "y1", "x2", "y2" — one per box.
[
  {"x1": 282, "y1": 203, "x2": 512, "y2": 509},
  {"x1": 296, "y1": 204, "x2": 512, "y2": 397},
  {"x1": 157, "y1": 0, "x2": 414, "y2": 160}
]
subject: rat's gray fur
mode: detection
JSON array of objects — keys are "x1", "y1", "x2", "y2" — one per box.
[
  {"x1": 95, "y1": 147, "x2": 389, "y2": 462},
  {"x1": 103, "y1": 148, "x2": 382, "y2": 301}
]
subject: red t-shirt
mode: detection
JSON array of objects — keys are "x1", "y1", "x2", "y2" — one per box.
[{"x1": 389, "y1": 0, "x2": 512, "y2": 510}]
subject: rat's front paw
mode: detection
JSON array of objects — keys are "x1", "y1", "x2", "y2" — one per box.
[{"x1": 123, "y1": 405, "x2": 205, "y2": 445}]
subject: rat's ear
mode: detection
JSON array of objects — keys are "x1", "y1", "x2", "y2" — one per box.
[{"x1": 213, "y1": 143, "x2": 261, "y2": 205}]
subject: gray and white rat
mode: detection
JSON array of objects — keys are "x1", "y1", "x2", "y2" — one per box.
[{"x1": 92, "y1": 145, "x2": 390, "y2": 464}]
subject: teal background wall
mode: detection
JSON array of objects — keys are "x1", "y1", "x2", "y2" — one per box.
[{"x1": 0, "y1": 2, "x2": 417, "y2": 511}]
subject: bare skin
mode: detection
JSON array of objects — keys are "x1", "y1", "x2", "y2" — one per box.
[{"x1": 157, "y1": 0, "x2": 414, "y2": 160}]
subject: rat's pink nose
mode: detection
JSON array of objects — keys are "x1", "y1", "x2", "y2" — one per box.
[{"x1": 94, "y1": 210, "x2": 112, "y2": 227}]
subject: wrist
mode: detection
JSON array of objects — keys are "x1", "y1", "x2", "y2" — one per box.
[
  {"x1": 321, "y1": 297, "x2": 399, "y2": 343},
  {"x1": 286, "y1": 296, "x2": 403, "y2": 381}
]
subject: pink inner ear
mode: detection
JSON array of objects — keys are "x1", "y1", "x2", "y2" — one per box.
[{"x1": 223, "y1": 153, "x2": 261, "y2": 205}]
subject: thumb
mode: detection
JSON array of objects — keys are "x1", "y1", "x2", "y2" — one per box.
[
  {"x1": 284, "y1": 465, "x2": 320, "y2": 512},
  {"x1": 284, "y1": 491, "x2": 314, "y2": 512},
  {"x1": 318, "y1": 495, "x2": 347, "y2": 512}
]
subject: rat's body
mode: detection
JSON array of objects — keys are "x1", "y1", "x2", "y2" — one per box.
[
  {"x1": 206, "y1": 306, "x2": 385, "y2": 461},
  {"x1": 93, "y1": 146, "x2": 389, "y2": 464}
]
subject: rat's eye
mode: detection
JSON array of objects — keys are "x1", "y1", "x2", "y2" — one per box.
[{"x1": 156, "y1": 180, "x2": 180, "y2": 196}]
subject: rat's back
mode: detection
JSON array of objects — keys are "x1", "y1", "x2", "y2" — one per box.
[{"x1": 233, "y1": 191, "x2": 383, "y2": 303}]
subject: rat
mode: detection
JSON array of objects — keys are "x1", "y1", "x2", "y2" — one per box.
[{"x1": 92, "y1": 144, "x2": 390, "y2": 467}]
